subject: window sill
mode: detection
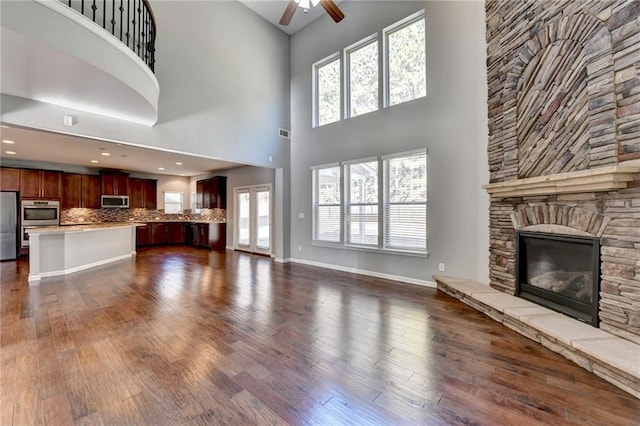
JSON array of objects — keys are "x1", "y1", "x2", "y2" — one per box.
[{"x1": 311, "y1": 241, "x2": 428, "y2": 258}]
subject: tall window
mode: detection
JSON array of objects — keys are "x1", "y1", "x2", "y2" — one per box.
[
  {"x1": 312, "y1": 149, "x2": 427, "y2": 254},
  {"x1": 314, "y1": 55, "x2": 341, "y2": 127},
  {"x1": 164, "y1": 192, "x2": 183, "y2": 214},
  {"x1": 311, "y1": 10, "x2": 426, "y2": 127},
  {"x1": 383, "y1": 150, "x2": 427, "y2": 251},
  {"x1": 313, "y1": 166, "x2": 342, "y2": 242},
  {"x1": 384, "y1": 10, "x2": 426, "y2": 106},
  {"x1": 346, "y1": 36, "x2": 378, "y2": 118},
  {"x1": 346, "y1": 160, "x2": 378, "y2": 245}
]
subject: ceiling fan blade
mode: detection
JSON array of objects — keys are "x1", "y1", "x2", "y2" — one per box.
[
  {"x1": 279, "y1": 0, "x2": 298, "y2": 26},
  {"x1": 319, "y1": 0, "x2": 345, "y2": 23}
]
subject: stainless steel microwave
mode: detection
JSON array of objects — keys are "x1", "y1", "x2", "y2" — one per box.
[{"x1": 101, "y1": 195, "x2": 129, "y2": 208}]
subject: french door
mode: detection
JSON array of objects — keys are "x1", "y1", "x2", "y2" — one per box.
[{"x1": 234, "y1": 185, "x2": 272, "y2": 255}]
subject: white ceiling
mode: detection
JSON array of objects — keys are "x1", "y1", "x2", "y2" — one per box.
[
  {"x1": 239, "y1": 0, "x2": 343, "y2": 35},
  {"x1": 0, "y1": 125, "x2": 242, "y2": 177}
]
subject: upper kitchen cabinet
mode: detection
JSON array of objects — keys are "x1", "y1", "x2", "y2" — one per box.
[
  {"x1": 130, "y1": 178, "x2": 157, "y2": 209},
  {"x1": 196, "y1": 176, "x2": 227, "y2": 209},
  {"x1": 82, "y1": 175, "x2": 102, "y2": 209},
  {"x1": 0, "y1": 168, "x2": 20, "y2": 191},
  {"x1": 100, "y1": 171, "x2": 129, "y2": 196},
  {"x1": 20, "y1": 169, "x2": 62, "y2": 199},
  {"x1": 62, "y1": 173, "x2": 101, "y2": 209}
]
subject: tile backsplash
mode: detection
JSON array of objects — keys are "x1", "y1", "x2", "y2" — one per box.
[{"x1": 61, "y1": 208, "x2": 226, "y2": 224}]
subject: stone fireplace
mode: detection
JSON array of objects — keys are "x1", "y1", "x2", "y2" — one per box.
[{"x1": 484, "y1": 0, "x2": 640, "y2": 346}]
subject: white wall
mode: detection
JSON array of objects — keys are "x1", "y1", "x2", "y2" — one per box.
[
  {"x1": 289, "y1": 1, "x2": 489, "y2": 283},
  {"x1": 1, "y1": 1, "x2": 291, "y2": 169}
]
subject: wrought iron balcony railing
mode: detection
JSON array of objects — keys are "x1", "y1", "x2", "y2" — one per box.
[{"x1": 61, "y1": 0, "x2": 156, "y2": 72}]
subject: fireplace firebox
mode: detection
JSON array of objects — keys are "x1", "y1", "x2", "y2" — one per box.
[{"x1": 516, "y1": 231, "x2": 600, "y2": 326}]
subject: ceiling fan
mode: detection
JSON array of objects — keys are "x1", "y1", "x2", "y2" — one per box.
[{"x1": 279, "y1": 0, "x2": 345, "y2": 26}]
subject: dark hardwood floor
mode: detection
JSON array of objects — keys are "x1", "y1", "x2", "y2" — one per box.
[{"x1": 1, "y1": 246, "x2": 639, "y2": 425}]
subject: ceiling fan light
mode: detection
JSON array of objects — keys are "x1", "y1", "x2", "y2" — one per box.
[{"x1": 298, "y1": 0, "x2": 310, "y2": 9}]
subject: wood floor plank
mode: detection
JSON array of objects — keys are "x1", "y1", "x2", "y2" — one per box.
[
  {"x1": 1, "y1": 246, "x2": 639, "y2": 425},
  {"x1": 41, "y1": 393, "x2": 74, "y2": 425}
]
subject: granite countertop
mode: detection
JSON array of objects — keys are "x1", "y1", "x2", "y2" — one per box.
[{"x1": 27, "y1": 222, "x2": 144, "y2": 235}]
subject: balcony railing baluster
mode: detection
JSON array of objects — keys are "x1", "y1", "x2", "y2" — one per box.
[
  {"x1": 119, "y1": 0, "x2": 123, "y2": 42},
  {"x1": 59, "y1": 0, "x2": 155, "y2": 72}
]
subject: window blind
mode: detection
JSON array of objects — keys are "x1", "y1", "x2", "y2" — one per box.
[
  {"x1": 383, "y1": 151, "x2": 427, "y2": 251},
  {"x1": 314, "y1": 166, "x2": 341, "y2": 242},
  {"x1": 347, "y1": 161, "x2": 378, "y2": 246}
]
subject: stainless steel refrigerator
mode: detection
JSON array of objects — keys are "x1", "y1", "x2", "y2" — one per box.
[{"x1": 0, "y1": 192, "x2": 18, "y2": 260}]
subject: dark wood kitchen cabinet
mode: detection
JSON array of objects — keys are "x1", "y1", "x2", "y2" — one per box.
[
  {"x1": 130, "y1": 178, "x2": 157, "y2": 209},
  {"x1": 196, "y1": 176, "x2": 227, "y2": 209},
  {"x1": 62, "y1": 174, "x2": 101, "y2": 209},
  {"x1": 136, "y1": 222, "x2": 218, "y2": 248},
  {"x1": 150, "y1": 223, "x2": 168, "y2": 245},
  {"x1": 20, "y1": 169, "x2": 62, "y2": 199},
  {"x1": 100, "y1": 171, "x2": 129, "y2": 196},
  {"x1": 82, "y1": 175, "x2": 102, "y2": 209},
  {"x1": 136, "y1": 224, "x2": 152, "y2": 246},
  {"x1": 0, "y1": 168, "x2": 20, "y2": 191},
  {"x1": 166, "y1": 223, "x2": 185, "y2": 243},
  {"x1": 136, "y1": 222, "x2": 185, "y2": 247}
]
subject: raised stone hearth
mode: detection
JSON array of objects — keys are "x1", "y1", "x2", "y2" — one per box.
[
  {"x1": 486, "y1": 0, "x2": 640, "y2": 347},
  {"x1": 434, "y1": 275, "x2": 640, "y2": 399}
]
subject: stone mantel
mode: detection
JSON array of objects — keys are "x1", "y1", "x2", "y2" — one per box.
[{"x1": 483, "y1": 166, "x2": 640, "y2": 199}]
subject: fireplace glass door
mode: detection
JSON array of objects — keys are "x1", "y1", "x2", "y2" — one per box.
[{"x1": 517, "y1": 231, "x2": 600, "y2": 326}]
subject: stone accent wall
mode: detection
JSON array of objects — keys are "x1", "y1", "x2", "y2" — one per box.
[{"x1": 486, "y1": 0, "x2": 640, "y2": 344}]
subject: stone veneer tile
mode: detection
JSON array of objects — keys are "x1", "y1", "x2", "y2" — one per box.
[
  {"x1": 432, "y1": 275, "x2": 496, "y2": 296},
  {"x1": 572, "y1": 338, "x2": 640, "y2": 379},
  {"x1": 503, "y1": 305, "x2": 555, "y2": 318},
  {"x1": 522, "y1": 315, "x2": 614, "y2": 346},
  {"x1": 473, "y1": 292, "x2": 539, "y2": 312}
]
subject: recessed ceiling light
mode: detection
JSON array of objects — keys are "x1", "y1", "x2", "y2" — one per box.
[
  {"x1": 2, "y1": 140, "x2": 14, "y2": 144},
  {"x1": 175, "y1": 162, "x2": 183, "y2": 166},
  {"x1": 158, "y1": 167, "x2": 165, "y2": 171},
  {"x1": 180, "y1": 174, "x2": 186, "y2": 176},
  {"x1": 91, "y1": 160, "x2": 99, "y2": 163},
  {"x1": 101, "y1": 152, "x2": 111, "y2": 156},
  {"x1": 5, "y1": 151, "x2": 16, "y2": 155},
  {"x1": 0, "y1": 125, "x2": 9, "y2": 128}
]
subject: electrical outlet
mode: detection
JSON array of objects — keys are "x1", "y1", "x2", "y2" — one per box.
[
  {"x1": 298, "y1": 245, "x2": 303, "y2": 252},
  {"x1": 298, "y1": 213, "x2": 304, "y2": 219},
  {"x1": 438, "y1": 263, "x2": 445, "y2": 272}
]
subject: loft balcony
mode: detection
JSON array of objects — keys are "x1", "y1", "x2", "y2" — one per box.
[{"x1": 1, "y1": 0, "x2": 159, "y2": 126}]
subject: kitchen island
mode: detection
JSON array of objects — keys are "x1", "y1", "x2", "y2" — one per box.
[{"x1": 27, "y1": 223, "x2": 140, "y2": 282}]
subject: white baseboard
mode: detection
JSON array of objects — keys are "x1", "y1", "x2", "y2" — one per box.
[
  {"x1": 273, "y1": 257, "x2": 292, "y2": 264},
  {"x1": 288, "y1": 257, "x2": 436, "y2": 288},
  {"x1": 28, "y1": 253, "x2": 133, "y2": 282}
]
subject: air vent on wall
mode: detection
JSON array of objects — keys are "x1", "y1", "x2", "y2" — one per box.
[{"x1": 279, "y1": 128, "x2": 290, "y2": 139}]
